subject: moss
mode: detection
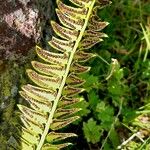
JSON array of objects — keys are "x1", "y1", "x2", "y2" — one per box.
[
  {"x1": 0, "y1": 49, "x2": 36, "y2": 148},
  {"x1": 1, "y1": 69, "x2": 12, "y2": 98},
  {"x1": 0, "y1": 60, "x2": 6, "y2": 73}
]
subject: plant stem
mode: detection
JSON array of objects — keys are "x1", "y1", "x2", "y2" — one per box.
[
  {"x1": 140, "y1": 23, "x2": 150, "y2": 62},
  {"x1": 97, "y1": 54, "x2": 110, "y2": 66},
  {"x1": 100, "y1": 98, "x2": 123, "y2": 150}
]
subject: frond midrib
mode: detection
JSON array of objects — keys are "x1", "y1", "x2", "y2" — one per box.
[{"x1": 36, "y1": 1, "x2": 96, "y2": 149}]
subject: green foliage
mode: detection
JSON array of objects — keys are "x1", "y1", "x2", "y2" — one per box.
[
  {"x1": 83, "y1": 118, "x2": 102, "y2": 144},
  {"x1": 69, "y1": 0, "x2": 150, "y2": 149},
  {"x1": 96, "y1": 101, "x2": 115, "y2": 130},
  {"x1": 75, "y1": 100, "x2": 90, "y2": 118}
]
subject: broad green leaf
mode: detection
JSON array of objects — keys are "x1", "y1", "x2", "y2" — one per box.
[
  {"x1": 83, "y1": 118, "x2": 102, "y2": 144},
  {"x1": 109, "y1": 128, "x2": 120, "y2": 148},
  {"x1": 74, "y1": 100, "x2": 90, "y2": 118},
  {"x1": 96, "y1": 102, "x2": 115, "y2": 130},
  {"x1": 88, "y1": 90, "x2": 99, "y2": 110}
]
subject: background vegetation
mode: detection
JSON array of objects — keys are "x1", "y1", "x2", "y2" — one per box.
[{"x1": 67, "y1": 0, "x2": 150, "y2": 149}]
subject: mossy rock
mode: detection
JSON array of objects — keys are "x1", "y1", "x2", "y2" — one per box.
[{"x1": 0, "y1": 0, "x2": 54, "y2": 148}]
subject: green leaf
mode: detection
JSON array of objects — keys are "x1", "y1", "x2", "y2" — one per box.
[
  {"x1": 96, "y1": 102, "x2": 114, "y2": 130},
  {"x1": 109, "y1": 128, "x2": 120, "y2": 148},
  {"x1": 88, "y1": 90, "x2": 99, "y2": 110},
  {"x1": 83, "y1": 118, "x2": 102, "y2": 144},
  {"x1": 74, "y1": 100, "x2": 90, "y2": 118},
  {"x1": 81, "y1": 74, "x2": 99, "y2": 91}
]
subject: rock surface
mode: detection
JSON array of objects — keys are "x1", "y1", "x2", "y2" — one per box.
[
  {"x1": 0, "y1": 0, "x2": 54, "y2": 148},
  {"x1": 0, "y1": 0, "x2": 53, "y2": 60},
  {"x1": 0, "y1": 0, "x2": 40, "y2": 59}
]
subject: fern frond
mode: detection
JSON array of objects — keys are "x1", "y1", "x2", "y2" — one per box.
[{"x1": 10, "y1": 0, "x2": 110, "y2": 149}]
